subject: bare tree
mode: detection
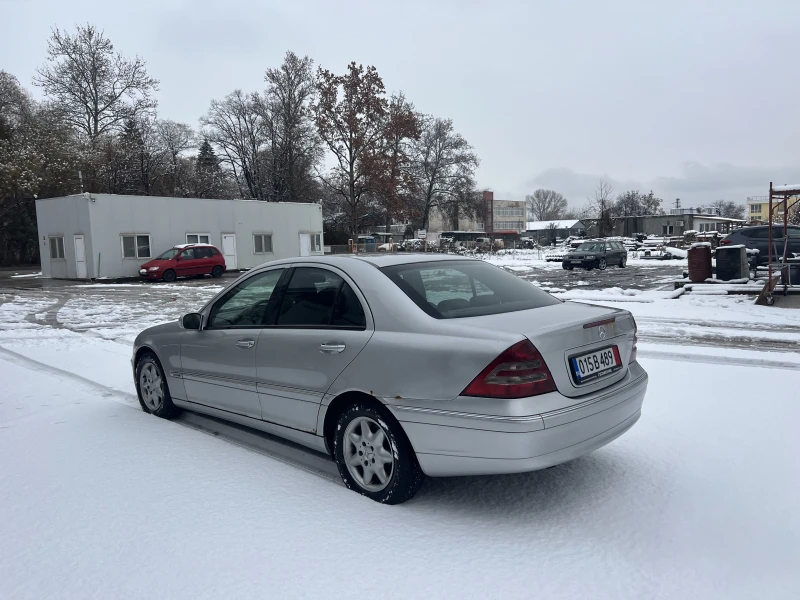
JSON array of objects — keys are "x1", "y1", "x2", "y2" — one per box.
[
  {"x1": 373, "y1": 92, "x2": 421, "y2": 231},
  {"x1": 526, "y1": 189, "x2": 568, "y2": 221},
  {"x1": 411, "y1": 117, "x2": 479, "y2": 230},
  {"x1": 156, "y1": 119, "x2": 195, "y2": 195},
  {"x1": 612, "y1": 190, "x2": 664, "y2": 217},
  {"x1": 313, "y1": 62, "x2": 388, "y2": 234},
  {"x1": 589, "y1": 179, "x2": 614, "y2": 236},
  {"x1": 34, "y1": 24, "x2": 158, "y2": 140},
  {"x1": 201, "y1": 90, "x2": 269, "y2": 200},
  {"x1": 264, "y1": 51, "x2": 321, "y2": 203},
  {"x1": 709, "y1": 199, "x2": 745, "y2": 220}
]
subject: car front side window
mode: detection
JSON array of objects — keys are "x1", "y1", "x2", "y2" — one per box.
[{"x1": 208, "y1": 269, "x2": 286, "y2": 328}]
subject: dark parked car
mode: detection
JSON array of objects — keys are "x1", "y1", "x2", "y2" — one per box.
[
  {"x1": 720, "y1": 225, "x2": 800, "y2": 264},
  {"x1": 139, "y1": 244, "x2": 227, "y2": 282},
  {"x1": 562, "y1": 240, "x2": 627, "y2": 270}
]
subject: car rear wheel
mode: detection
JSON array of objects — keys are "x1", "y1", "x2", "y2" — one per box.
[
  {"x1": 563, "y1": 264, "x2": 573, "y2": 270},
  {"x1": 162, "y1": 269, "x2": 176, "y2": 283},
  {"x1": 135, "y1": 352, "x2": 180, "y2": 419},
  {"x1": 620, "y1": 256, "x2": 627, "y2": 268},
  {"x1": 598, "y1": 258, "x2": 607, "y2": 270},
  {"x1": 333, "y1": 402, "x2": 424, "y2": 504},
  {"x1": 211, "y1": 265, "x2": 224, "y2": 278}
]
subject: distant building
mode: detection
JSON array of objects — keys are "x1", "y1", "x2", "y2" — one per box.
[
  {"x1": 427, "y1": 191, "x2": 527, "y2": 236},
  {"x1": 611, "y1": 214, "x2": 744, "y2": 237},
  {"x1": 747, "y1": 196, "x2": 789, "y2": 223},
  {"x1": 524, "y1": 219, "x2": 586, "y2": 243}
]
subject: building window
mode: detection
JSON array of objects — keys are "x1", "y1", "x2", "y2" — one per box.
[
  {"x1": 662, "y1": 225, "x2": 674, "y2": 235},
  {"x1": 121, "y1": 235, "x2": 151, "y2": 259},
  {"x1": 254, "y1": 233, "x2": 273, "y2": 254},
  {"x1": 311, "y1": 233, "x2": 322, "y2": 252},
  {"x1": 750, "y1": 204, "x2": 761, "y2": 213},
  {"x1": 495, "y1": 207, "x2": 524, "y2": 217},
  {"x1": 49, "y1": 236, "x2": 65, "y2": 260},
  {"x1": 186, "y1": 233, "x2": 210, "y2": 244},
  {"x1": 495, "y1": 221, "x2": 524, "y2": 230}
]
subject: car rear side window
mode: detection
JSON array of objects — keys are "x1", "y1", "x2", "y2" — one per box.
[
  {"x1": 382, "y1": 261, "x2": 560, "y2": 319},
  {"x1": 787, "y1": 227, "x2": 800, "y2": 238},
  {"x1": 277, "y1": 268, "x2": 349, "y2": 327}
]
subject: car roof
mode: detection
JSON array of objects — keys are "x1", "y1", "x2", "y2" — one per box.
[
  {"x1": 174, "y1": 243, "x2": 217, "y2": 249},
  {"x1": 259, "y1": 253, "x2": 476, "y2": 270}
]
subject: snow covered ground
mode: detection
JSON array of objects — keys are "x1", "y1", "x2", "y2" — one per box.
[{"x1": 2, "y1": 270, "x2": 800, "y2": 598}]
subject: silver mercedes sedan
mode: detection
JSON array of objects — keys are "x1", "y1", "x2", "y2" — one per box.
[{"x1": 133, "y1": 255, "x2": 648, "y2": 504}]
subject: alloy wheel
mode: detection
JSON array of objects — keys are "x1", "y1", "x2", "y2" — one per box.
[
  {"x1": 139, "y1": 363, "x2": 164, "y2": 411},
  {"x1": 343, "y1": 416, "x2": 395, "y2": 492}
]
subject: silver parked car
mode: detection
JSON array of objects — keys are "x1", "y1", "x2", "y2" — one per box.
[{"x1": 133, "y1": 255, "x2": 648, "y2": 504}]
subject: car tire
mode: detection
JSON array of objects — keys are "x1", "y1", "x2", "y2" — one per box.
[
  {"x1": 212, "y1": 265, "x2": 224, "y2": 278},
  {"x1": 162, "y1": 269, "x2": 177, "y2": 283},
  {"x1": 135, "y1": 352, "x2": 180, "y2": 419},
  {"x1": 333, "y1": 401, "x2": 424, "y2": 505},
  {"x1": 620, "y1": 256, "x2": 627, "y2": 268},
  {"x1": 563, "y1": 264, "x2": 573, "y2": 270},
  {"x1": 598, "y1": 258, "x2": 607, "y2": 270}
]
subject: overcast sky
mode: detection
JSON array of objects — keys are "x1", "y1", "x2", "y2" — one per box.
[{"x1": 2, "y1": 0, "x2": 799, "y2": 208}]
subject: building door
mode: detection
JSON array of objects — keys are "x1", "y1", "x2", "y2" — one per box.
[
  {"x1": 299, "y1": 233, "x2": 311, "y2": 257},
  {"x1": 222, "y1": 234, "x2": 237, "y2": 270},
  {"x1": 73, "y1": 235, "x2": 87, "y2": 279}
]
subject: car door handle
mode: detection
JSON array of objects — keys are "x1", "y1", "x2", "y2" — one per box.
[
  {"x1": 319, "y1": 341, "x2": 346, "y2": 354},
  {"x1": 235, "y1": 339, "x2": 256, "y2": 349}
]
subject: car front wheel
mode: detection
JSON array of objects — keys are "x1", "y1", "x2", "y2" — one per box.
[
  {"x1": 135, "y1": 352, "x2": 180, "y2": 418},
  {"x1": 333, "y1": 402, "x2": 424, "y2": 504},
  {"x1": 162, "y1": 269, "x2": 177, "y2": 283},
  {"x1": 598, "y1": 258, "x2": 607, "y2": 270}
]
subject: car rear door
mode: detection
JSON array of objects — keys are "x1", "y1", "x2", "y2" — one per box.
[
  {"x1": 194, "y1": 247, "x2": 214, "y2": 275},
  {"x1": 255, "y1": 265, "x2": 373, "y2": 433}
]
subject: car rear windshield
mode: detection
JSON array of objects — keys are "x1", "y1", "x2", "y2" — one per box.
[
  {"x1": 577, "y1": 242, "x2": 604, "y2": 252},
  {"x1": 381, "y1": 260, "x2": 560, "y2": 319}
]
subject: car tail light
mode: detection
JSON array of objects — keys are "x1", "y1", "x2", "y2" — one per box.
[
  {"x1": 719, "y1": 239, "x2": 732, "y2": 245},
  {"x1": 630, "y1": 317, "x2": 638, "y2": 364},
  {"x1": 462, "y1": 340, "x2": 556, "y2": 399}
]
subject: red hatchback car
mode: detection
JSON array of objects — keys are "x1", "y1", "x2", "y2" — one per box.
[{"x1": 139, "y1": 244, "x2": 227, "y2": 282}]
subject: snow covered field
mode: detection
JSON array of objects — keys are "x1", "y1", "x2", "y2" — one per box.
[{"x1": 2, "y1": 266, "x2": 800, "y2": 598}]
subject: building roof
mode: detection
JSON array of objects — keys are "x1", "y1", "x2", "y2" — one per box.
[
  {"x1": 772, "y1": 184, "x2": 800, "y2": 193},
  {"x1": 525, "y1": 219, "x2": 584, "y2": 230}
]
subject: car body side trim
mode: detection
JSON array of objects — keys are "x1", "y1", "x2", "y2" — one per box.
[{"x1": 391, "y1": 405, "x2": 544, "y2": 424}]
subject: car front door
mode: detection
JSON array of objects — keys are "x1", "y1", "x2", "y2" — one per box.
[
  {"x1": 180, "y1": 267, "x2": 287, "y2": 418},
  {"x1": 175, "y1": 248, "x2": 197, "y2": 278},
  {"x1": 255, "y1": 266, "x2": 373, "y2": 433}
]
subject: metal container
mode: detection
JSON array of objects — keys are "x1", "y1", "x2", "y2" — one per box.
[
  {"x1": 715, "y1": 246, "x2": 748, "y2": 281},
  {"x1": 687, "y1": 245, "x2": 712, "y2": 282}
]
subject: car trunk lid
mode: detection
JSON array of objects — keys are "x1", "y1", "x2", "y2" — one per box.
[{"x1": 466, "y1": 302, "x2": 636, "y2": 399}]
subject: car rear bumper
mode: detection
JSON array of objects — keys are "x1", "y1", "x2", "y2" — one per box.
[{"x1": 388, "y1": 362, "x2": 648, "y2": 477}]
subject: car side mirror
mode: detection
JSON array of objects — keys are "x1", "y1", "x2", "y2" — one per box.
[{"x1": 182, "y1": 313, "x2": 202, "y2": 330}]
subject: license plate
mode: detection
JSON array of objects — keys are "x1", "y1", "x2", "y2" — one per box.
[
  {"x1": 571, "y1": 260, "x2": 582, "y2": 264},
  {"x1": 571, "y1": 346, "x2": 621, "y2": 383}
]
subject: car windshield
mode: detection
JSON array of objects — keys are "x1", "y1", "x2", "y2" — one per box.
[
  {"x1": 155, "y1": 248, "x2": 180, "y2": 260},
  {"x1": 577, "y1": 242, "x2": 604, "y2": 252},
  {"x1": 381, "y1": 260, "x2": 560, "y2": 319}
]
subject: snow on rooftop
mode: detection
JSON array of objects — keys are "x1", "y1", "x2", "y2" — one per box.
[{"x1": 525, "y1": 219, "x2": 583, "y2": 231}]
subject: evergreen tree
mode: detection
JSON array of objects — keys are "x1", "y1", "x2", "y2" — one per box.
[{"x1": 193, "y1": 139, "x2": 227, "y2": 198}]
